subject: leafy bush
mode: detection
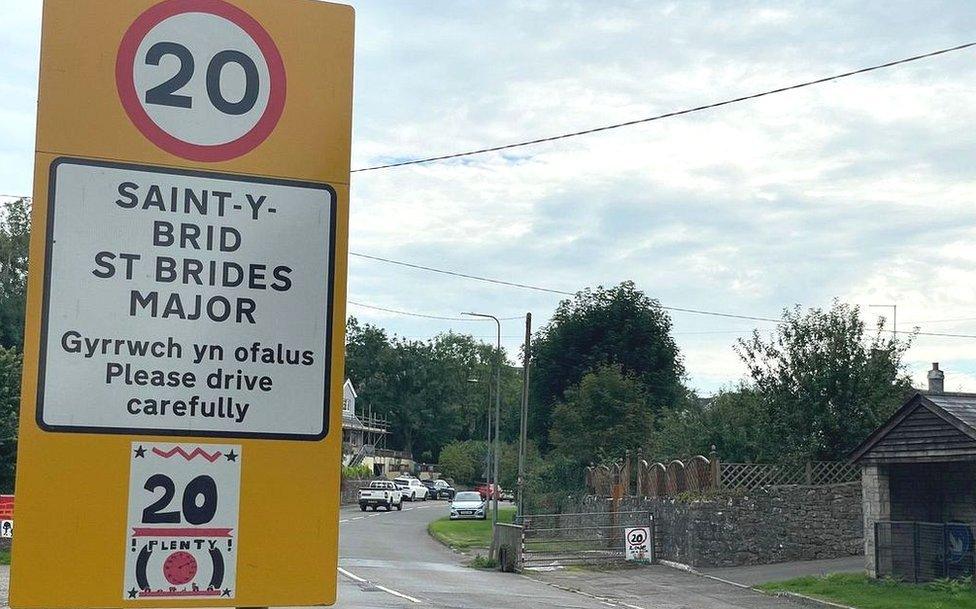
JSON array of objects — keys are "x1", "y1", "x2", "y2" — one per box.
[
  {"x1": 469, "y1": 554, "x2": 497, "y2": 569},
  {"x1": 341, "y1": 464, "x2": 372, "y2": 479},
  {"x1": 438, "y1": 440, "x2": 487, "y2": 486}
]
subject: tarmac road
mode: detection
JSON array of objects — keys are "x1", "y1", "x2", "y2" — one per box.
[
  {"x1": 0, "y1": 501, "x2": 608, "y2": 609},
  {"x1": 334, "y1": 499, "x2": 616, "y2": 609},
  {"x1": 0, "y1": 498, "x2": 806, "y2": 608},
  {"x1": 334, "y1": 498, "x2": 807, "y2": 609}
]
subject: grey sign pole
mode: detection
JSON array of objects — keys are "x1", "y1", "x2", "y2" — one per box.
[{"x1": 517, "y1": 312, "x2": 531, "y2": 521}]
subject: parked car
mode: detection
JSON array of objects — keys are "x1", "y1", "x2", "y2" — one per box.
[
  {"x1": 421, "y1": 479, "x2": 438, "y2": 499},
  {"x1": 358, "y1": 480, "x2": 402, "y2": 512},
  {"x1": 432, "y1": 479, "x2": 455, "y2": 500},
  {"x1": 450, "y1": 491, "x2": 486, "y2": 520},
  {"x1": 500, "y1": 489, "x2": 515, "y2": 502},
  {"x1": 474, "y1": 482, "x2": 503, "y2": 501},
  {"x1": 393, "y1": 476, "x2": 429, "y2": 501}
]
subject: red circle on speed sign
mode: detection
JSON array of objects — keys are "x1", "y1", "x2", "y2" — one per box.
[{"x1": 116, "y1": 0, "x2": 286, "y2": 162}]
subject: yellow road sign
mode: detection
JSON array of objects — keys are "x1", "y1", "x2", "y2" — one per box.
[{"x1": 11, "y1": 0, "x2": 353, "y2": 606}]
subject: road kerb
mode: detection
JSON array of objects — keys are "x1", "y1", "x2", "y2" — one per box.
[
  {"x1": 656, "y1": 559, "x2": 855, "y2": 609},
  {"x1": 519, "y1": 573, "x2": 648, "y2": 609}
]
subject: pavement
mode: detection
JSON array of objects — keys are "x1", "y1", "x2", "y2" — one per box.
[
  {"x1": 0, "y1": 500, "x2": 864, "y2": 608},
  {"x1": 334, "y1": 499, "x2": 811, "y2": 609},
  {"x1": 529, "y1": 564, "x2": 800, "y2": 609},
  {"x1": 334, "y1": 499, "x2": 619, "y2": 608},
  {"x1": 700, "y1": 555, "x2": 865, "y2": 587}
]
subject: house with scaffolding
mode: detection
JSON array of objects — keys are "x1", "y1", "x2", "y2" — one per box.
[{"x1": 342, "y1": 379, "x2": 390, "y2": 467}]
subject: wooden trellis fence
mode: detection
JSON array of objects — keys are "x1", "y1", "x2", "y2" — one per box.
[{"x1": 586, "y1": 448, "x2": 859, "y2": 498}]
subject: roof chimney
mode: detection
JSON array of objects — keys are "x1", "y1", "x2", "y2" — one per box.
[{"x1": 927, "y1": 362, "x2": 944, "y2": 394}]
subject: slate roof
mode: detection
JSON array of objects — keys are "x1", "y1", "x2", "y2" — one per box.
[
  {"x1": 850, "y1": 391, "x2": 976, "y2": 463},
  {"x1": 924, "y1": 392, "x2": 976, "y2": 431}
]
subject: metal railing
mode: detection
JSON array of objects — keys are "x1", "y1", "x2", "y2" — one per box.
[
  {"x1": 875, "y1": 521, "x2": 976, "y2": 582},
  {"x1": 518, "y1": 510, "x2": 653, "y2": 569}
]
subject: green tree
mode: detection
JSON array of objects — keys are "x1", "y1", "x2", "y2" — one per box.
[
  {"x1": 0, "y1": 198, "x2": 30, "y2": 350},
  {"x1": 549, "y1": 365, "x2": 654, "y2": 465},
  {"x1": 530, "y1": 282, "x2": 685, "y2": 448},
  {"x1": 0, "y1": 347, "x2": 22, "y2": 492},
  {"x1": 344, "y1": 319, "x2": 518, "y2": 462},
  {"x1": 735, "y1": 301, "x2": 913, "y2": 462},
  {"x1": 437, "y1": 440, "x2": 487, "y2": 485},
  {"x1": 344, "y1": 317, "x2": 392, "y2": 393},
  {"x1": 497, "y1": 440, "x2": 542, "y2": 490},
  {"x1": 653, "y1": 386, "x2": 765, "y2": 462}
]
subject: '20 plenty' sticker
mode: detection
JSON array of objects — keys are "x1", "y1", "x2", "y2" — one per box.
[{"x1": 124, "y1": 442, "x2": 241, "y2": 600}]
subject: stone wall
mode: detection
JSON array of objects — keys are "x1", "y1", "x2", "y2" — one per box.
[
  {"x1": 577, "y1": 482, "x2": 863, "y2": 568},
  {"x1": 340, "y1": 478, "x2": 381, "y2": 504}
]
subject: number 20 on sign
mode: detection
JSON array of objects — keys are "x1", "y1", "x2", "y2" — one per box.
[{"x1": 11, "y1": 0, "x2": 354, "y2": 607}]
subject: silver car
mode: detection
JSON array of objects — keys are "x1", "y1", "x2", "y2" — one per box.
[{"x1": 450, "y1": 491, "x2": 486, "y2": 520}]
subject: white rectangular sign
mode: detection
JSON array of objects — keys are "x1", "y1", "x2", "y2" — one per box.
[
  {"x1": 625, "y1": 526, "x2": 652, "y2": 562},
  {"x1": 124, "y1": 442, "x2": 241, "y2": 600},
  {"x1": 38, "y1": 159, "x2": 335, "y2": 439}
]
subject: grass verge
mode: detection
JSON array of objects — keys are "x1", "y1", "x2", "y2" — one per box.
[
  {"x1": 427, "y1": 506, "x2": 516, "y2": 551},
  {"x1": 757, "y1": 573, "x2": 976, "y2": 609},
  {"x1": 0, "y1": 549, "x2": 10, "y2": 565}
]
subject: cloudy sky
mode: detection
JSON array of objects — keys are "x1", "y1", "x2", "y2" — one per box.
[{"x1": 3, "y1": 1, "x2": 976, "y2": 394}]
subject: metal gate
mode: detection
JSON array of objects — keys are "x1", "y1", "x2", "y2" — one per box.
[
  {"x1": 518, "y1": 510, "x2": 653, "y2": 570},
  {"x1": 875, "y1": 521, "x2": 976, "y2": 582}
]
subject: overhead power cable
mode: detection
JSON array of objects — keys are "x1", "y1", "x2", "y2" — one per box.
[
  {"x1": 350, "y1": 251, "x2": 780, "y2": 323},
  {"x1": 4, "y1": 198, "x2": 974, "y2": 337},
  {"x1": 348, "y1": 299, "x2": 523, "y2": 321},
  {"x1": 351, "y1": 41, "x2": 976, "y2": 172},
  {"x1": 350, "y1": 252, "x2": 574, "y2": 296},
  {"x1": 350, "y1": 252, "x2": 976, "y2": 339},
  {"x1": 901, "y1": 316, "x2": 976, "y2": 325}
]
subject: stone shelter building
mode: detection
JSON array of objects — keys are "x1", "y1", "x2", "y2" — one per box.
[{"x1": 851, "y1": 363, "x2": 976, "y2": 581}]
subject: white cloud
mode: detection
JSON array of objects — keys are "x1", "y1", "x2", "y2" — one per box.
[{"x1": 5, "y1": 0, "x2": 976, "y2": 393}]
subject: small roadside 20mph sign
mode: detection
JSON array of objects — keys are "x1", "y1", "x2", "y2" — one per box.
[
  {"x1": 625, "y1": 526, "x2": 653, "y2": 563},
  {"x1": 11, "y1": 1, "x2": 353, "y2": 607}
]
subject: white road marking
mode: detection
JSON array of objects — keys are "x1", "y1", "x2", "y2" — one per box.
[
  {"x1": 521, "y1": 574, "x2": 648, "y2": 609},
  {"x1": 337, "y1": 567, "x2": 423, "y2": 604},
  {"x1": 337, "y1": 567, "x2": 366, "y2": 582},
  {"x1": 374, "y1": 582, "x2": 424, "y2": 604},
  {"x1": 342, "y1": 557, "x2": 468, "y2": 573}
]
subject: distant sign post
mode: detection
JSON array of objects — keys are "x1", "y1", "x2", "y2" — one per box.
[
  {"x1": 0, "y1": 495, "x2": 12, "y2": 539},
  {"x1": 11, "y1": 1, "x2": 353, "y2": 607}
]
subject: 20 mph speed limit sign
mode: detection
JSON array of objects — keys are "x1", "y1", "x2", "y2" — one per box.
[
  {"x1": 116, "y1": 0, "x2": 286, "y2": 161},
  {"x1": 12, "y1": 1, "x2": 353, "y2": 608}
]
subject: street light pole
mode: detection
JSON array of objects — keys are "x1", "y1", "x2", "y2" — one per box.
[{"x1": 462, "y1": 312, "x2": 502, "y2": 532}]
